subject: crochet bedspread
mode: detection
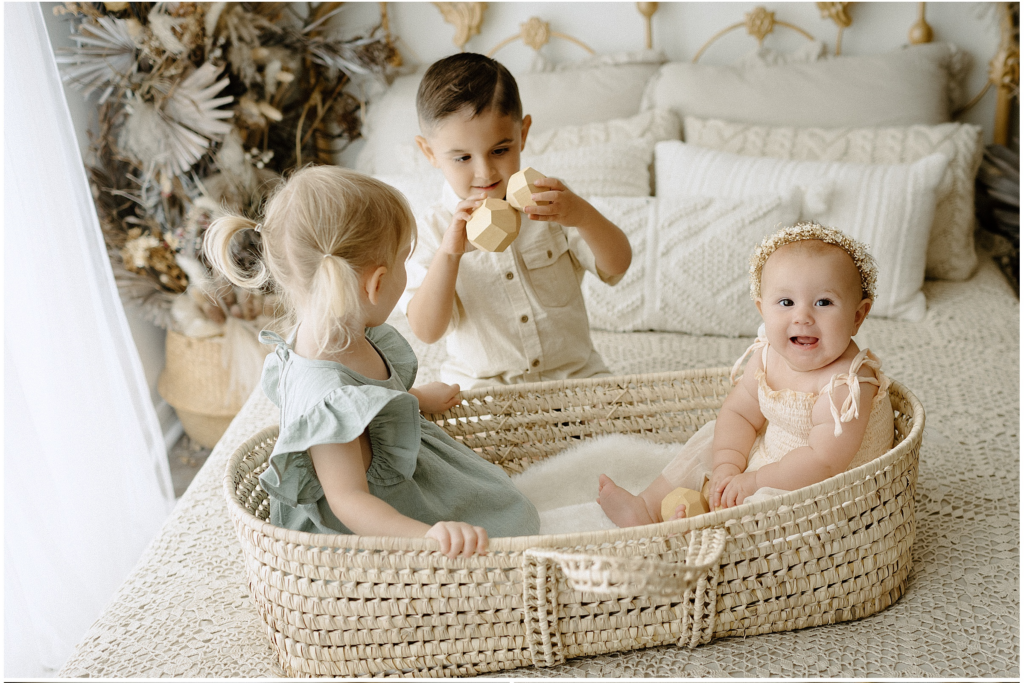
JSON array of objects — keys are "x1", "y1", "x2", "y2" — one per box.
[{"x1": 60, "y1": 259, "x2": 1019, "y2": 678}]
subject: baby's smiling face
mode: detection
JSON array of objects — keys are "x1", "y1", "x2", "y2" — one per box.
[
  {"x1": 415, "y1": 107, "x2": 531, "y2": 201},
  {"x1": 756, "y1": 240, "x2": 871, "y2": 374}
]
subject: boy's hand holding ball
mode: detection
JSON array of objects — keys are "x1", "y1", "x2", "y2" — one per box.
[
  {"x1": 520, "y1": 175, "x2": 593, "y2": 228},
  {"x1": 442, "y1": 194, "x2": 486, "y2": 256}
]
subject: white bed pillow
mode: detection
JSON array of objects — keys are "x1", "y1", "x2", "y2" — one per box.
[
  {"x1": 682, "y1": 117, "x2": 984, "y2": 281},
  {"x1": 354, "y1": 68, "x2": 425, "y2": 175},
  {"x1": 355, "y1": 51, "x2": 665, "y2": 176},
  {"x1": 582, "y1": 189, "x2": 803, "y2": 336},
  {"x1": 654, "y1": 141, "x2": 949, "y2": 321},
  {"x1": 518, "y1": 53, "x2": 664, "y2": 134},
  {"x1": 374, "y1": 172, "x2": 444, "y2": 222},
  {"x1": 642, "y1": 43, "x2": 965, "y2": 129}
]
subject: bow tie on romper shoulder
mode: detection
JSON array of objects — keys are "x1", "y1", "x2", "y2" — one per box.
[{"x1": 259, "y1": 329, "x2": 293, "y2": 362}]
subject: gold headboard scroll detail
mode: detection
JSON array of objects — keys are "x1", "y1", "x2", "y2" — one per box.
[
  {"x1": 487, "y1": 17, "x2": 595, "y2": 58},
  {"x1": 433, "y1": 2, "x2": 486, "y2": 51},
  {"x1": 693, "y1": 7, "x2": 815, "y2": 63},
  {"x1": 816, "y1": 2, "x2": 851, "y2": 55}
]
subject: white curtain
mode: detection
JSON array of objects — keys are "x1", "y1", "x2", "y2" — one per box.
[{"x1": 4, "y1": 3, "x2": 175, "y2": 677}]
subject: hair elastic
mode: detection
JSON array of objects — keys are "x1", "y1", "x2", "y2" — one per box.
[{"x1": 254, "y1": 223, "x2": 263, "y2": 233}]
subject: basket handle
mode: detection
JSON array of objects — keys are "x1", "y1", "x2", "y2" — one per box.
[{"x1": 524, "y1": 527, "x2": 727, "y2": 599}]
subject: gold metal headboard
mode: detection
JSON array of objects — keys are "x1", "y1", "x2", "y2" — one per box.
[
  {"x1": 487, "y1": 17, "x2": 595, "y2": 58},
  {"x1": 693, "y1": 7, "x2": 816, "y2": 63},
  {"x1": 637, "y1": 2, "x2": 659, "y2": 50},
  {"x1": 432, "y1": 2, "x2": 657, "y2": 54},
  {"x1": 956, "y1": 1, "x2": 1019, "y2": 144},
  {"x1": 816, "y1": 2, "x2": 852, "y2": 55}
]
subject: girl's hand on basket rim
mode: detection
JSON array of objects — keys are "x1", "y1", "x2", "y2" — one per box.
[
  {"x1": 427, "y1": 521, "x2": 488, "y2": 558},
  {"x1": 409, "y1": 382, "x2": 462, "y2": 414}
]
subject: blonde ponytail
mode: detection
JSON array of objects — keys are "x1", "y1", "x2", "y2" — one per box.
[
  {"x1": 203, "y1": 215, "x2": 270, "y2": 290},
  {"x1": 306, "y1": 254, "x2": 363, "y2": 354}
]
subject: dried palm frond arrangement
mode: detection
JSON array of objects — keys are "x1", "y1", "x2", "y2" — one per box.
[{"x1": 54, "y1": 2, "x2": 400, "y2": 330}]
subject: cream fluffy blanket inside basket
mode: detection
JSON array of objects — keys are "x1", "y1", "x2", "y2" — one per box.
[{"x1": 512, "y1": 433, "x2": 787, "y2": 534}]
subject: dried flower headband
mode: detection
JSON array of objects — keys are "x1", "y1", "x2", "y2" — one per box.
[{"x1": 749, "y1": 222, "x2": 878, "y2": 301}]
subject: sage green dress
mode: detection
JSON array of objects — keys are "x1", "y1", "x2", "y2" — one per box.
[{"x1": 257, "y1": 324, "x2": 539, "y2": 537}]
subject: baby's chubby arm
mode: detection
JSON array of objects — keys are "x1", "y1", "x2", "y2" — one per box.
[
  {"x1": 525, "y1": 178, "x2": 632, "y2": 278},
  {"x1": 309, "y1": 438, "x2": 487, "y2": 557},
  {"x1": 710, "y1": 355, "x2": 766, "y2": 510},
  {"x1": 406, "y1": 194, "x2": 484, "y2": 344},
  {"x1": 750, "y1": 374, "x2": 879, "y2": 493}
]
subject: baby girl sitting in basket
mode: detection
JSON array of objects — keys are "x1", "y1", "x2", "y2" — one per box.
[{"x1": 599, "y1": 223, "x2": 895, "y2": 527}]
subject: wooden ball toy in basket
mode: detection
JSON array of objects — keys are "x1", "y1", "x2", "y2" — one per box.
[
  {"x1": 466, "y1": 197, "x2": 521, "y2": 252},
  {"x1": 506, "y1": 166, "x2": 549, "y2": 212}
]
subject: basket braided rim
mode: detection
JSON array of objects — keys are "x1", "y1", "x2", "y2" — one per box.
[{"x1": 223, "y1": 368, "x2": 924, "y2": 553}]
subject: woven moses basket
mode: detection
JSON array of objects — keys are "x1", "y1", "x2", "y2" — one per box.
[{"x1": 225, "y1": 367, "x2": 924, "y2": 677}]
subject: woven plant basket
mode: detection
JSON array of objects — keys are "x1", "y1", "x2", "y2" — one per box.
[
  {"x1": 159, "y1": 330, "x2": 247, "y2": 449},
  {"x1": 224, "y1": 368, "x2": 924, "y2": 678}
]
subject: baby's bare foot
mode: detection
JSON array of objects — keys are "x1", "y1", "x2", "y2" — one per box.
[
  {"x1": 597, "y1": 475, "x2": 656, "y2": 527},
  {"x1": 669, "y1": 503, "x2": 688, "y2": 520}
]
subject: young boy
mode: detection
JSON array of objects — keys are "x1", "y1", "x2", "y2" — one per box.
[{"x1": 400, "y1": 53, "x2": 632, "y2": 389}]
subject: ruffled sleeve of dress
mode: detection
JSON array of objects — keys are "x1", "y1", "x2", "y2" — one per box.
[{"x1": 256, "y1": 330, "x2": 421, "y2": 512}]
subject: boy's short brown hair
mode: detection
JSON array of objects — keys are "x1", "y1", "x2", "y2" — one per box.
[{"x1": 416, "y1": 53, "x2": 522, "y2": 131}]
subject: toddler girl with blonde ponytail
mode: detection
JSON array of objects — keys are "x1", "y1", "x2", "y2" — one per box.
[{"x1": 205, "y1": 166, "x2": 538, "y2": 557}]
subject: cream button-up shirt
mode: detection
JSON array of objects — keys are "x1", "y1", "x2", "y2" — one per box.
[{"x1": 399, "y1": 182, "x2": 622, "y2": 389}]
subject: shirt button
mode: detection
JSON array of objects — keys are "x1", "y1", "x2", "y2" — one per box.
[
  {"x1": 505, "y1": 272, "x2": 514, "y2": 280},
  {"x1": 546, "y1": 250, "x2": 553, "y2": 258},
  {"x1": 531, "y1": 359, "x2": 540, "y2": 368},
  {"x1": 520, "y1": 315, "x2": 529, "y2": 323}
]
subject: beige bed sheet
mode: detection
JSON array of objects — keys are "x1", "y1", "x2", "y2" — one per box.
[{"x1": 59, "y1": 259, "x2": 1019, "y2": 678}]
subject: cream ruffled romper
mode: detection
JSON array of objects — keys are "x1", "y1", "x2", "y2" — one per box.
[{"x1": 661, "y1": 335, "x2": 895, "y2": 501}]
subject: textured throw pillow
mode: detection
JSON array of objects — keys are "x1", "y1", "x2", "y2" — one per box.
[
  {"x1": 655, "y1": 141, "x2": 950, "y2": 321},
  {"x1": 682, "y1": 117, "x2": 984, "y2": 281},
  {"x1": 524, "y1": 109, "x2": 680, "y2": 155},
  {"x1": 523, "y1": 140, "x2": 656, "y2": 197},
  {"x1": 354, "y1": 51, "x2": 665, "y2": 176},
  {"x1": 642, "y1": 43, "x2": 966, "y2": 129},
  {"x1": 582, "y1": 190, "x2": 803, "y2": 336}
]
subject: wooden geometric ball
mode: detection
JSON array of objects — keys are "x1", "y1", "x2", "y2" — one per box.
[
  {"x1": 466, "y1": 198, "x2": 521, "y2": 252},
  {"x1": 506, "y1": 167, "x2": 549, "y2": 212},
  {"x1": 660, "y1": 486, "x2": 710, "y2": 521}
]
